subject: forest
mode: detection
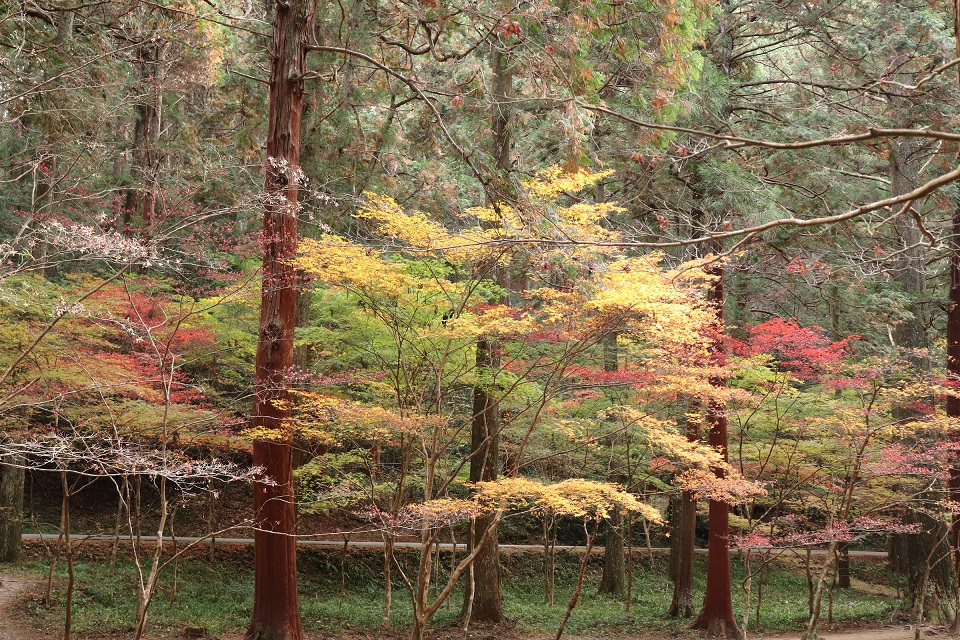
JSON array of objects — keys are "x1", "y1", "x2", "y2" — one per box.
[{"x1": 3, "y1": 1, "x2": 960, "y2": 640}]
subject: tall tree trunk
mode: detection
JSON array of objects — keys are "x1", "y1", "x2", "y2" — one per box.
[
  {"x1": 890, "y1": 137, "x2": 929, "y2": 366},
  {"x1": 128, "y1": 41, "x2": 165, "y2": 228},
  {"x1": 690, "y1": 265, "x2": 743, "y2": 640},
  {"x1": 670, "y1": 401, "x2": 698, "y2": 618},
  {"x1": 887, "y1": 136, "x2": 953, "y2": 615},
  {"x1": 600, "y1": 332, "x2": 625, "y2": 596},
  {"x1": 949, "y1": 201, "x2": 960, "y2": 630},
  {"x1": 461, "y1": 337, "x2": 505, "y2": 624},
  {"x1": 460, "y1": 41, "x2": 512, "y2": 626},
  {"x1": 0, "y1": 455, "x2": 24, "y2": 562},
  {"x1": 246, "y1": 1, "x2": 317, "y2": 639},
  {"x1": 140, "y1": 41, "x2": 164, "y2": 225}
]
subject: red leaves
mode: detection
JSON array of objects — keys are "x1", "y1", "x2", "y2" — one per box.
[
  {"x1": 498, "y1": 19, "x2": 522, "y2": 39},
  {"x1": 733, "y1": 317, "x2": 854, "y2": 381}
]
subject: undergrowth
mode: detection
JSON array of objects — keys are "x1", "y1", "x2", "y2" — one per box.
[{"x1": 11, "y1": 547, "x2": 898, "y2": 637}]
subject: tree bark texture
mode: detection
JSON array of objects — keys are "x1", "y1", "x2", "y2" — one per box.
[
  {"x1": 887, "y1": 136, "x2": 953, "y2": 612},
  {"x1": 889, "y1": 137, "x2": 929, "y2": 365},
  {"x1": 948, "y1": 202, "x2": 960, "y2": 599},
  {"x1": 836, "y1": 542, "x2": 851, "y2": 589},
  {"x1": 246, "y1": 1, "x2": 316, "y2": 639},
  {"x1": 599, "y1": 509, "x2": 625, "y2": 595},
  {"x1": 669, "y1": 488, "x2": 697, "y2": 617},
  {"x1": 599, "y1": 332, "x2": 624, "y2": 596},
  {"x1": 459, "y1": 40, "x2": 513, "y2": 626},
  {"x1": 127, "y1": 41, "x2": 165, "y2": 227},
  {"x1": 691, "y1": 266, "x2": 743, "y2": 640},
  {"x1": 670, "y1": 402, "x2": 699, "y2": 617},
  {"x1": 0, "y1": 456, "x2": 24, "y2": 562},
  {"x1": 890, "y1": 506, "x2": 956, "y2": 620},
  {"x1": 461, "y1": 337, "x2": 505, "y2": 624}
]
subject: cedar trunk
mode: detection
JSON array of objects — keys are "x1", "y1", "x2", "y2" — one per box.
[
  {"x1": 246, "y1": 1, "x2": 316, "y2": 639},
  {"x1": 950, "y1": 203, "x2": 960, "y2": 603},
  {"x1": 690, "y1": 266, "x2": 742, "y2": 640},
  {"x1": 0, "y1": 456, "x2": 24, "y2": 562},
  {"x1": 951, "y1": 2, "x2": 960, "y2": 595}
]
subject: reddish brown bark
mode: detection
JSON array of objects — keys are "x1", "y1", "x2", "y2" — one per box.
[
  {"x1": 951, "y1": 0, "x2": 960, "y2": 590},
  {"x1": 948, "y1": 204, "x2": 960, "y2": 581},
  {"x1": 690, "y1": 266, "x2": 742, "y2": 640},
  {"x1": 247, "y1": 2, "x2": 317, "y2": 639}
]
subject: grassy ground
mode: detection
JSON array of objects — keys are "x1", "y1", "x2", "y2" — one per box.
[{"x1": 6, "y1": 545, "x2": 899, "y2": 639}]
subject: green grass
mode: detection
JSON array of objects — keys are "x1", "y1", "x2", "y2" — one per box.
[{"x1": 9, "y1": 548, "x2": 898, "y2": 638}]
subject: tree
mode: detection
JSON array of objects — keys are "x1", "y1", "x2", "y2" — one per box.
[
  {"x1": 246, "y1": 1, "x2": 317, "y2": 639},
  {"x1": 690, "y1": 264, "x2": 743, "y2": 640},
  {"x1": 0, "y1": 450, "x2": 24, "y2": 562}
]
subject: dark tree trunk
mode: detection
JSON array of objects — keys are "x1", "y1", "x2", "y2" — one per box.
[
  {"x1": 691, "y1": 266, "x2": 743, "y2": 640},
  {"x1": 246, "y1": 1, "x2": 316, "y2": 639},
  {"x1": 599, "y1": 509, "x2": 625, "y2": 595},
  {"x1": 599, "y1": 332, "x2": 624, "y2": 596},
  {"x1": 460, "y1": 40, "x2": 512, "y2": 626},
  {"x1": 889, "y1": 138, "x2": 928, "y2": 366},
  {"x1": 670, "y1": 401, "x2": 698, "y2": 618},
  {"x1": 669, "y1": 488, "x2": 697, "y2": 617},
  {"x1": 951, "y1": 3, "x2": 960, "y2": 599},
  {"x1": 462, "y1": 337, "x2": 505, "y2": 624},
  {"x1": 127, "y1": 41, "x2": 165, "y2": 228},
  {"x1": 949, "y1": 202, "x2": 960, "y2": 628},
  {"x1": 890, "y1": 507, "x2": 956, "y2": 620},
  {"x1": 887, "y1": 137, "x2": 954, "y2": 614},
  {"x1": 836, "y1": 543, "x2": 851, "y2": 589},
  {"x1": 0, "y1": 455, "x2": 24, "y2": 562}
]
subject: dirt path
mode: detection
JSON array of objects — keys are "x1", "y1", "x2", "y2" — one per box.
[
  {"x1": 0, "y1": 572, "x2": 45, "y2": 640},
  {"x1": 767, "y1": 625, "x2": 948, "y2": 640}
]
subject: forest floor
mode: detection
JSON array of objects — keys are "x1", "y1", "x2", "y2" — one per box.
[
  {"x1": 0, "y1": 563, "x2": 946, "y2": 640},
  {"x1": 0, "y1": 571, "x2": 43, "y2": 640}
]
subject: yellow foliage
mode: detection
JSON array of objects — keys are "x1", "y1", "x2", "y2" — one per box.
[
  {"x1": 473, "y1": 477, "x2": 662, "y2": 523},
  {"x1": 296, "y1": 235, "x2": 414, "y2": 296},
  {"x1": 524, "y1": 166, "x2": 615, "y2": 199}
]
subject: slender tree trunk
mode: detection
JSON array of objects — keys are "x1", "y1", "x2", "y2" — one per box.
[
  {"x1": 670, "y1": 402, "x2": 699, "y2": 618},
  {"x1": 599, "y1": 332, "x2": 624, "y2": 596},
  {"x1": 459, "y1": 37, "x2": 513, "y2": 627},
  {"x1": 555, "y1": 522, "x2": 600, "y2": 640},
  {"x1": 61, "y1": 471, "x2": 74, "y2": 640},
  {"x1": 246, "y1": 2, "x2": 317, "y2": 639},
  {"x1": 691, "y1": 266, "x2": 743, "y2": 640},
  {"x1": 0, "y1": 454, "x2": 24, "y2": 562}
]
